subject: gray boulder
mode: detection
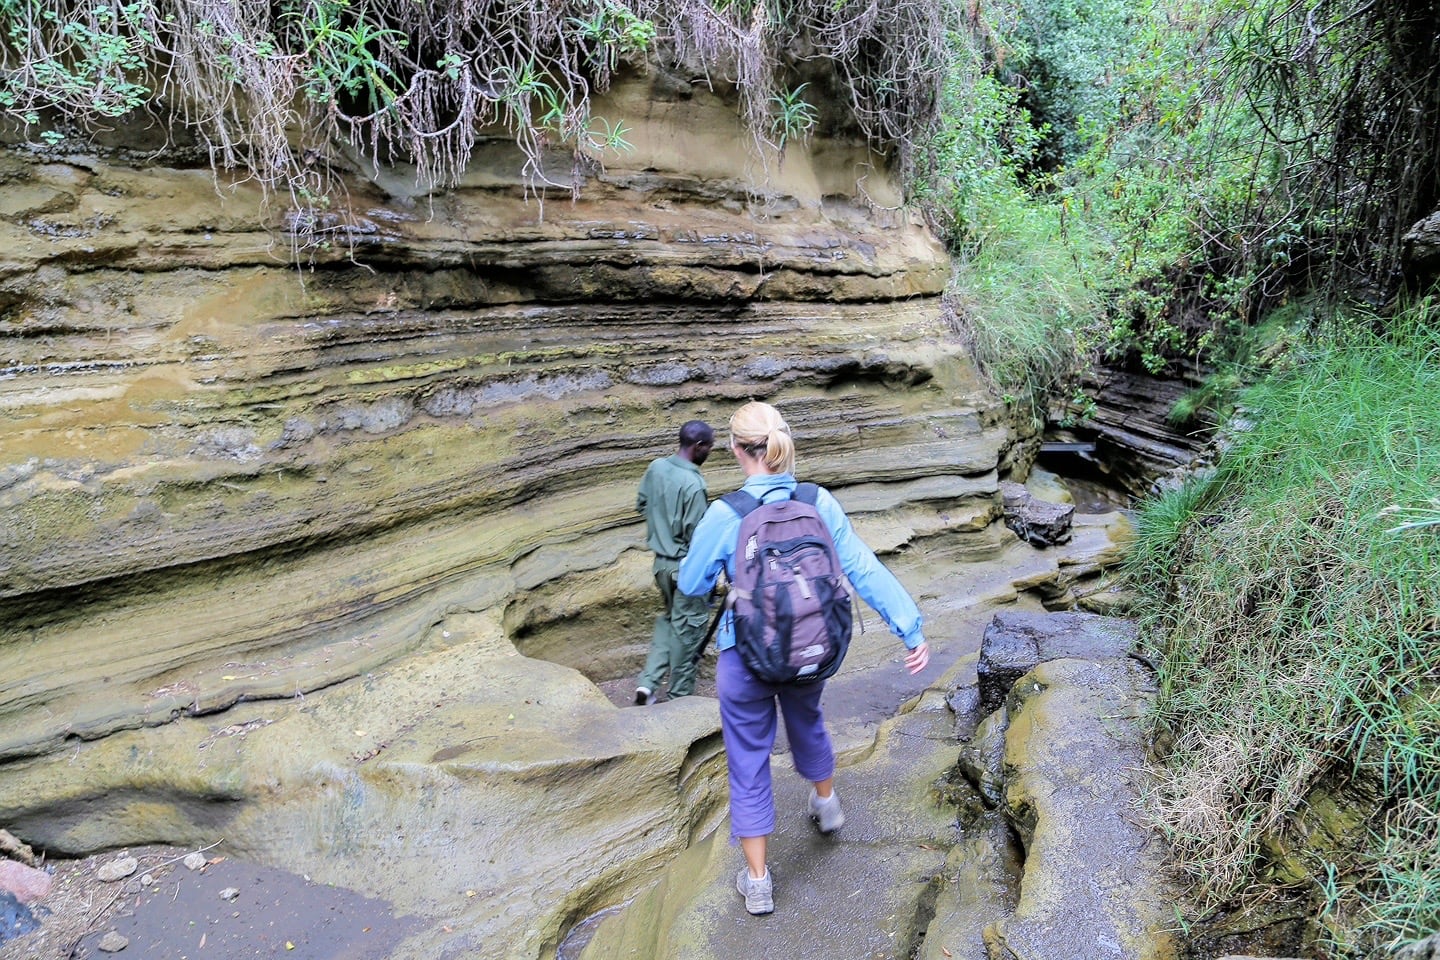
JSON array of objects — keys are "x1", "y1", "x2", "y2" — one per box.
[
  {"x1": 1001, "y1": 481, "x2": 1075, "y2": 548},
  {"x1": 977, "y1": 610, "x2": 1140, "y2": 714},
  {"x1": 1403, "y1": 209, "x2": 1440, "y2": 269}
]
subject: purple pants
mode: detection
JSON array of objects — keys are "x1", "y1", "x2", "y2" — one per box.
[{"x1": 717, "y1": 647, "x2": 836, "y2": 839}]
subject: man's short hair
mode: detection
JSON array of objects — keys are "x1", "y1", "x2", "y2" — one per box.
[{"x1": 679, "y1": 420, "x2": 714, "y2": 448}]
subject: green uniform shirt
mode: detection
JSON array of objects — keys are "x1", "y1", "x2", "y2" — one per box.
[{"x1": 636, "y1": 454, "x2": 708, "y2": 561}]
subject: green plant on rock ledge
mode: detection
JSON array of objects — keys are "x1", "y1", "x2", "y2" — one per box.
[
  {"x1": 768, "y1": 82, "x2": 817, "y2": 152},
  {"x1": 0, "y1": 0, "x2": 156, "y2": 119},
  {"x1": 287, "y1": 0, "x2": 406, "y2": 112}
]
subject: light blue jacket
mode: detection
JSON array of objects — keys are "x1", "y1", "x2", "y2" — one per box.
[{"x1": 677, "y1": 473, "x2": 926, "y2": 652}]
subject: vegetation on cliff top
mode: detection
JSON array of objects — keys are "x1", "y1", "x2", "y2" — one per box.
[
  {"x1": 0, "y1": 0, "x2": 945, "y2": 247},
  {"x1": 919, "y1": 0, "x2": 1439, "y2": 416}
]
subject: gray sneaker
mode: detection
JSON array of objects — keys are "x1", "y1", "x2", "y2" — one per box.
[
  {"x1": 735, "y1": 866, "x2": 773, "y2": 915},
  {"x1": 809, "y1": 787, "x2": 845, "y2": 833}
]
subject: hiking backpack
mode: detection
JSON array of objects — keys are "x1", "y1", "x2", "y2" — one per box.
[{"x1": 722, "y1": 483, "x2": 853, "y2": 684}]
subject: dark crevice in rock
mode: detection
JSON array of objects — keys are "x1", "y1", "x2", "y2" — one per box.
[
  {"x1": 899, "y1": 864, "x2": 947, "y2": 960},
  {"x1": 1047, "y1": 364, "x2": 1212, "y2": 500}
]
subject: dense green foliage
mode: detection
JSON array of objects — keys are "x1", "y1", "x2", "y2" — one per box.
[
  {"x1": 920, "y1": 0, "x2": 1439, "y2": 409},
  {"x1": 917, "y1": 0, "x2": 1439, "y2": 952},
  {"x1": 1128, "y1": 310, "x2": 1440, "y2": 953}
]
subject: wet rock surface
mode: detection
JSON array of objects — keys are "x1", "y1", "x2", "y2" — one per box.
[
  {"x1": 562, "y1": 605, "x2": 1175, "y2": 960},
  {"x1": 966, "y1": 612, "x2": 1176, "y2": 960},
  {"x1": 990, "y1": 654, "x2": 1174, "y2": 960}
]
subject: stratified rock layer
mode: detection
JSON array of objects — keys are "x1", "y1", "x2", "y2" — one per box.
[
  {"x1": 0, "y1": 64, "x2": 1202, "y2": 960},
  {"x1": 0, "y1": 71, "x2": 1002, "y2": 769}
]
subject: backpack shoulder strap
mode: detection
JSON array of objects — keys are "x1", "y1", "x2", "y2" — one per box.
[
  {"x1": 793, "y1": 482, "x2": 820, "y2": 506},
  {"x1": 721, "y1": 489, "x2": 761, "y2": 518}
]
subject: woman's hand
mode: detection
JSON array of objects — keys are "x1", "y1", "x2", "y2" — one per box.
[{"x1": 904, "y1": 641, "x2": 930, "y2": 675}]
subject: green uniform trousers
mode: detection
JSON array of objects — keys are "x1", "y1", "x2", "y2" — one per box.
[{"x1": 638, "y1": 556, "x2": 711, "y2": 698}]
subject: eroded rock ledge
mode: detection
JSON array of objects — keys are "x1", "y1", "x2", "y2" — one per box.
[{"x1": 945, "y1": 611, "x2": 1178, "y2": 960}]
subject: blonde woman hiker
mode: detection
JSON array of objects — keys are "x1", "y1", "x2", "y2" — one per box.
[{"x1": 678, "y1": 401, "x2": 929, "y2": 916}]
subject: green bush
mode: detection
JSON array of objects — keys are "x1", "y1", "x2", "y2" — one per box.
[{"x1": 918, "y1": 0, "x2": 1277, "y2": 410}]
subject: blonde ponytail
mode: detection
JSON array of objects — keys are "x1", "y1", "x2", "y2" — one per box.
[{"x1": 728, "y1": 401, "x2": 797, "y2": 475}]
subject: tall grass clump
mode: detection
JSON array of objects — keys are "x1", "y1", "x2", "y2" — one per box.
[{"x1": 1128, "y1": 301, "x2": 1440, "y2": 954}]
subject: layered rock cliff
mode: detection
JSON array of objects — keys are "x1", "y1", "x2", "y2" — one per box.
[
  {"x1": 0, "y1": 60, "x2": 1166, "y2": 959},
  {"x1": 0, "y1": 70, "x2": 1018, "y2": 765}
]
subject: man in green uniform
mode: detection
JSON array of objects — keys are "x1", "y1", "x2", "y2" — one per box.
[{"x1": 635, "y1": 420, "x2": 715, "y2": 704}]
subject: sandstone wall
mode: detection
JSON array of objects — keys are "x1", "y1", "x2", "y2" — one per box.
[{"x1": 0, "y1": 72, "x2": 1014, "y2": 765}]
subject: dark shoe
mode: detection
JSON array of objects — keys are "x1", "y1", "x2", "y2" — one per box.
[{"x1": 634, "y1": 686, "x2": 655, "y2": 706}]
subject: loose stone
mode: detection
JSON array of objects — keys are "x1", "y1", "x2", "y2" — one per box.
[
  {"x1": 0, "y1": 830, "x2": 36, "y2": 866},
  {"x1": 183, "y1": 852, "x2": 207, "y2": 871},
  {"x1": 97, "y1": 931, "x2": 130, "y2": 952},
  {"x1": 220, "y1": 886, "x2": 240, "y2": 901},
  {"x1": 0, "y1": 860, "x2": 52, "y2": 902},
  {"x1": 96, "y1": 857, "x2": 138, "y2": 882}
]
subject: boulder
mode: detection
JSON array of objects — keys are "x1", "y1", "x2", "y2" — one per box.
[
  {"x1": 0, "y1": 859, "x2": 51, "y2": 903},
  {"x1": 1000, "y1": 481, "x2": 1075, "y2": 548},
  {"x1": 1403, "y1": 209, "x2": 1440, "y2": 269}
]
